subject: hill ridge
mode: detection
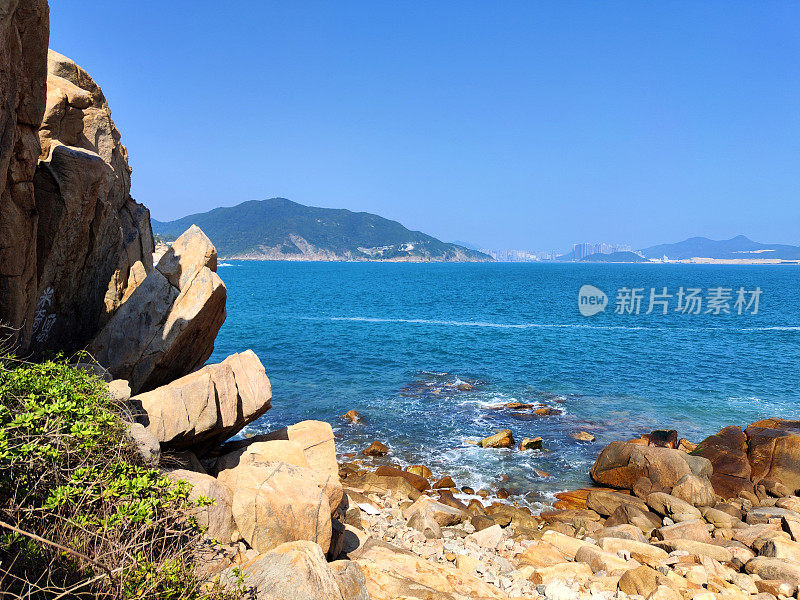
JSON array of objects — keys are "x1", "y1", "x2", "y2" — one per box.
[{"x1": 152, "y1": 198, "x2": 492, "y2": 262}]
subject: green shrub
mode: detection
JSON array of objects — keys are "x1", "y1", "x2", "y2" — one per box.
[{"x1": 0, "y1": 355, "x2": 241, "y2": 599}]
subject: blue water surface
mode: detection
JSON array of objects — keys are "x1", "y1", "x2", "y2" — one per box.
[{"x1": 210, "y1": 262, "x2": 800, "y2": 505}]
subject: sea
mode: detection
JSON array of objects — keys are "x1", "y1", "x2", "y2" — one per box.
[{"x1": 210, "y1": 261, "x2": 800, "y2": 508}]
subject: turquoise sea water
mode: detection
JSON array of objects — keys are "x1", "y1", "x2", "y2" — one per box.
[{"x1": 210, "y1": 262, "x2": 800, "y2": 507}]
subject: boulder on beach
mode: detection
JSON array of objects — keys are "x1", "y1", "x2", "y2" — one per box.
[
  {"x1": 129, "y1": 349, "x2": 270, "y2": 452},
  {"x1": 217, "y1": 460, "x2": 336, "y2": 553},
  {"x1": 222, "y1": 540, "x2": 369, "y2": 600},
  {"x1": 590, "y1": 440, "x2": 713, "y2": 495},
  {"x1": 165, "y1": 469, "x2": 238, "y2": 544},
  {"x1": 89, "y1": 225, "x2": 226, "y2": 394}
]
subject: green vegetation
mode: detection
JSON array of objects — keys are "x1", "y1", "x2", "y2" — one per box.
[
  {"x1": 152, "y1": 198, "x2": 492, "y2": 261},
  {"x1": 0, "y1": 354, "x2": 241, "y2": 599}
]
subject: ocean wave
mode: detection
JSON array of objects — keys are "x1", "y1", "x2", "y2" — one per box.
[
  {"x1": 293, "y1": 315, "x2": 800, "y2": 332},
  {"x1": 218, "y1": 262, "x2": 235, "y2": 267}
]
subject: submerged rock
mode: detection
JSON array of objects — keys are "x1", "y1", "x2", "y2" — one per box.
[{"x1": 362, "y1": 440, "x2": 389, "y2": 456}]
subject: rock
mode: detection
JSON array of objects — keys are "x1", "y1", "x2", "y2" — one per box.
[
  {"x1": 8, "y1": 50, "x2": 155, "y2": 356},
  {"x1": 125, "y1": 422, "x2": 160, "y2": 465},
  {"x1": 89, "y1": 226, "x2": 225, "y2": 393},
  {"x1": 516, "y1": 541, "x2": 568, "y2": 568},
  {"x1": 329, "y1": 560, "x2": 370, "y2": 600},
  {"x1": 129, "y1": 350, "x2": 270, "y2": 452},
  {"x1": 746, "y1": 419, "x2": 800, "y2": 493},
  {"x1": 218, "y1": 461, "x2": 334, "y2": 553},
  {"x1": 619, "y1": 565, "x2": 661, "y2": 597},
  {"x1": 574, "y1": 544, "x2": 632, "y2": 574},
  {"x1": 345, "y1": 473, "x2": 421, "y2": 501},
  {"x1": 436, "y1": 490, "x2": 469, "y2": 512},
  {"x1": 166, "y1": 469, "x2": 238, "y2": 544},
  {"x1": 593, "y1": 524, "x2": 648, "y2": 543},
  {"x1": 605, "y1": 503, "x2": 663, "y2": 534},
  {"x1": 519, "y1": 437, "x2": 543, "y2": 450},
  {"x1": 731, "y1": 523, "x2": 783, "y2": 548},
  {"x1": 587, "y1": 489, "x2": 649, "y2": 516},
  {"x1": 454, "y1": 553, "x2": 479, "y2": 574},
  {"x1": 541, "y1": 529, "x2": 594, "y2": 560},
  {"x1": 648, "y1": 585, "x2": 684, "y2": 600},
  {"x1": 227, "y1": 420, "x2": 338, "y2": 480},
  {"x1": 758, "y1": 537, "x2": 800, "y2": 562},
  {"x1": 590, "y1": 441, "x2": 712, "y2": 492},
  {"x1": 223, "y1": 541, "x2": 359, "y2": 600},
  {"x1": 693, "y1": 426, "x2": 754, "y2": 499},
  {"x1": 107, "y1": 379, "x2": 131, "y2": 403},
  {"x1": 478, "y1": 429, "x2": 514, "y2": 448},
  {"x1": 0, "y1": 0, "x2": 49, "y2": 350},
  {"x1": 355, "y1": 540, "x2": 504, "y2": 600},
  {"x1": 745, "y1": 556, "x2": 800, "y2": 586},
  {"x1": 534, "y1": 406, "x2": 561, "y2": 416},
  {"x1": 362, "y1": 440, "x2": 389, "y2": 456},
  {"x1": 746, "y1": 506, "x2": 800, "y2": 525},
  {"x1": 215, "y1": 440, "x2": 311, "y2": 474},
  {"x1": 496, "y1": 487, "x2": 510, "y2": 499},
  {"x1": 406, "y1": 510, "x2": 442, "y2": 539},
  {"x1": 643, "y1": 429, "x2": 679, "y2": 448},
  {"x1": 466, "y1": 524, "x2": 504, "y2": 549},
  {"x1": 406, "y1": 464, "x2": 432, "y2": 478},
  {"x1": 755, "y1": 579, "x2": 797, "y2": 597},
  {"x1": 672, "y1": 474, "x2": 716, "y2": 507},
  {"x1": 701, "y1": 506, "x2": 742, "y2": 529},
  {"x1": 571, "y1": 431, "x2": 595, "y2": 442},
  {"x1": 529, "y1": 562, "x2": 593, "y2": 585},
  {"x1": 403, "y1": 497, "x2": 464, "y2": 527},
  {"x1": 433, "y1": 476, "x2": 455, "y2": 489},
  {"x1": 652, "y1": 539, "x2": 733, "y2": 563},
  {"x1": 598, "y1": 536, "x2": 669, "y2": 563},
  {"x1": 342, "y1": 410, "x2": 362, "y2": 423},
  {"x1": 375, "y1": 465, "x2": 430, "y2": 492},
  {"x1": 647, "y1": 492, "x2": 703, "y2": 522},
  {"x1": 655, "y1": 519, "x2": 713, "y2": 542}
]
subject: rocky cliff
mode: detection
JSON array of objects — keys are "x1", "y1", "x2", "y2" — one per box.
[
  {"x1": 0, "y1": 0, "x2": 49, "y2": 350},
  {"x1": 0, "y1": 27, "x2": 153, "y2": 354}
]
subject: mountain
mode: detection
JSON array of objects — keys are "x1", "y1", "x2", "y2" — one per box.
[
  {"x1": 581, "y1": 251, "x2": 648, "y2": 263},
  {"x1": 641, "y1": 235, "x2": 800, "y2": 260},
  {"x1": 152, "y1": 198, "x2": 493, "y2": 262}
]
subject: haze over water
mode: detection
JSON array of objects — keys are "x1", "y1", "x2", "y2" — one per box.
[{"x1": 211, "y1": 262, "x2": 800, "y2": 508}]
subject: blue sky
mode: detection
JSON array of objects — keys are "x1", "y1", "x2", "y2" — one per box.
[{"x1": 50, "y1": 2, "x2": 800, "y2": 251}]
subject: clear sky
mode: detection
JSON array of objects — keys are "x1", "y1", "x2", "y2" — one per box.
[{"x1": 50, "y1": 2, "x2": 800, "y2": 252}]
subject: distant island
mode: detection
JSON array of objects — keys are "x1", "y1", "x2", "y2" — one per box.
[
  {"x1": 152, "y1": 198, "x2": 492, "y2": 262},
  {"x1": 641, "y1": 235, "x2": 800, "y2": 262}
]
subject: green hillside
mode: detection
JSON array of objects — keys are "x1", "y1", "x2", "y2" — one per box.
[{"x1": 152, "y1": 198, "x2": 492, "y2": 262}]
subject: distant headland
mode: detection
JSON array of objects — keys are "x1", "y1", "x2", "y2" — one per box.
[{"x1": 152, "y1": 198, "x2": 492, "y2": 262}]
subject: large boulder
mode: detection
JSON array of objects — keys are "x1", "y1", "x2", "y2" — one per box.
[
  {"x1": 222, "y1": 541, "x2": 368, "y2": 600},
  {"x1": 129, "y1": 350, "x2": 270, "y2": 452},
  {"x1": 355, "y1": 539, "x2": 504, "y2": 600},
  {"x1": 590, "y1": 440, "x2": 712, "y2": 493},
  {"x1": 222, "y1": 420, "x2": 338, "y2": 480},
  {"x1": 216, "y1": 461, "x2": 336, "y2": 554},
  {"x1": 692, "y1": 426, "x2": 754, "y2": 498},
  {"x1": 745, "y1": 419, "x2": 800, "y2": 493},
  {"x1": 0, "y1": 0, "x2": 49, "y2": 349},
  {"x1": 29, "y1": 50, "x2": 154, "y2": 355},
  {"x1": 89, "y1": 225, "x2": 225, "y2": 393}
]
